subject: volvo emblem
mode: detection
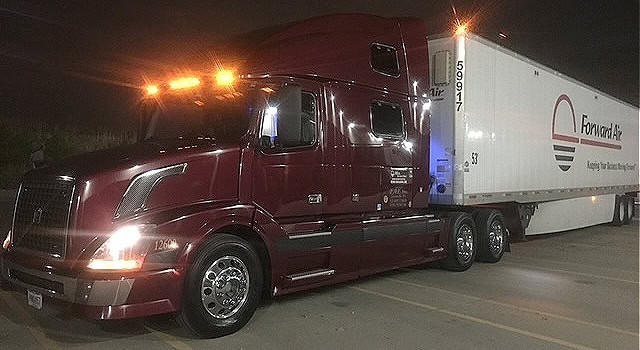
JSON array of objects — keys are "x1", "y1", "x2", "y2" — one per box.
[{"x1": 32, "y1": 207, "x2": 43, "y2": 224}]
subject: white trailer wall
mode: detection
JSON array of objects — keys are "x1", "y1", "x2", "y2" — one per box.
[{"x1": 428, "y1": 33, "x2": 639, "y2": 207}]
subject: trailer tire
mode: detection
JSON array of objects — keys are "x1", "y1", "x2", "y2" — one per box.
[
  {"x1": 623, "y1": 196, "x2": 632, "y2": 224},
  {"x1": 178, "y1": 234, "x2": 263, "y2": 338},
  {"x1": 441, "y1": 213, "x2": 476, "y2": 271},
  {"x1": 474, "y1": 210, "x2": 506, "y2": 263},
  {"x1": 612, "y1": 195, "x2": 624, "y2": 226}
]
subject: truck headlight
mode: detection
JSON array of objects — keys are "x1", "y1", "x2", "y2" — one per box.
[{"x1": 87, "y1": 224, "x2": 155, "y2": 271}]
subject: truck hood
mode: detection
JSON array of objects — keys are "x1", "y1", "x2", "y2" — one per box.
[
  {"x1": 15, "y1": 137, "x2": 244, "y2": 272},
  {"x1": 33, "y1": 138, "x2": 225, "y2": 179}
]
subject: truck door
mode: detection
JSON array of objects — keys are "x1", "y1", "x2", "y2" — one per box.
[
  {"x1": 251, "y1": 81, "x2": 332, "y2": 284},
  {"x1": 323, "y1": 83, "x2": 427, "y2": 275},
  {"x1": 360, "y1": 97, "x2": 426, "y2": 273}
]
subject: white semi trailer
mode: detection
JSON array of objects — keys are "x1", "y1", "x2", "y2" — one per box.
[{"x1": 427, "y1": 31, "x2": 638, "y2": 238}]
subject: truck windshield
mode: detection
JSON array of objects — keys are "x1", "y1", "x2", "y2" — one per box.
[{"x1": 139, "y1": 84, "x2": 261, "y2": 144}]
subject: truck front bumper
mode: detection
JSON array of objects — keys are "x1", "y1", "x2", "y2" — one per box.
[{"x1": 1, "y1": 256, "x2": 182, "y2": 319}]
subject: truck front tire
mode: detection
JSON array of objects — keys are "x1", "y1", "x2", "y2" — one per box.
[
  {"x1": 178, "y1": 234, "x2": 263, "y2": 338},
  {"x1": 441, "y1": 213, "x2": 476, "y2": 271},
  {"x1": 474, "y1": 210, "x2": 506, "y2": 263}
]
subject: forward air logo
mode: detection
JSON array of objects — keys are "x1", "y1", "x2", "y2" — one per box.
[{"x1": 551, "y1": 94, "x2": 623, "y2": 172}]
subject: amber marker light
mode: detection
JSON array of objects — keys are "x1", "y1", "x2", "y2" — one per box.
[
  {"x1": 455, "y1": 23, "x2": 468, "y2": 36},
  {"x1": 215, "y1": 70, "x2": 235, "y2": 87},
  {"x1": 145, "y1": 84, "x2": 159, "y2": 96},
  {"x1": 169, "y1": 76, "x2": 201, "y2": 90}
]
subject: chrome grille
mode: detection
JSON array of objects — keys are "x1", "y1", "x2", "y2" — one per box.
[{"x1": 12, "y1": 178, "x2": 75, "y2": 258}]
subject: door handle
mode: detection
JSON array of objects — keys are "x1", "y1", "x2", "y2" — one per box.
[{"x1": 308, "y1": 194, "x2": 323, "y2": 204}]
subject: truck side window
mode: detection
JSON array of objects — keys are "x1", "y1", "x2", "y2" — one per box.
[
  {"x1": 370, "y1": 43, "x2": 400, "y2": 77},
  {"x1": 371, "y1": 101, "x2": 403, "y2": 138},
  {"x1": 259, "y1": 89, "x2": 317, "y2": 149}
]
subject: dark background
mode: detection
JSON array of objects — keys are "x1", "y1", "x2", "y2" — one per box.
[{"x1": 1, "y1": 1, "x2": 638, "y2": 130}]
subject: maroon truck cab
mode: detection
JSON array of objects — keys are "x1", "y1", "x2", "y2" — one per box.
[{"x1": 1, "y1": 14, "x2": 492, "y2": 338}]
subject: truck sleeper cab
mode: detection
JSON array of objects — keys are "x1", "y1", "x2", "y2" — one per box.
[{"x1": 1, "y1": 14, "x2": 505, "y2": 338}]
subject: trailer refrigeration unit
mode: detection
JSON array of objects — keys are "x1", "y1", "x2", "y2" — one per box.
[
  {"x1": 427, "y1": 31, "x2": 638, "y2": 238},
  {"x1": 1, "y1": 14, "x2": 638, "y2": 338}
]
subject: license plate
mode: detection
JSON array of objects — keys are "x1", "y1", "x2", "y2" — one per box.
[{"x1": 27, "y1": 289, "x2": 43, "y2": 310}]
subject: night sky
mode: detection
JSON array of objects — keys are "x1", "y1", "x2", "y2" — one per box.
[{"x1": 1, "y1": 1, "x2": 638, "y2": 129}]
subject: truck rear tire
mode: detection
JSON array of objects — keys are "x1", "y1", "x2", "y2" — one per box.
[
  {"x1": 474, "y1": 210, "x2": 506, "y2": 263},
  {"x1": 441, "y1": 213, "x2": 476, "y2": 271},
  {"x1": 178, "y1": 234, "x2": 263, "y2": 338}
]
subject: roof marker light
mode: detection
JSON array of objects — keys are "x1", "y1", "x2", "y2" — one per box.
[
  {"x1": 455, "y1": 23, "x2": 468, "y2": 36},
  {"x1": 215, "y1": 70, "x2": 235, "y2": 86},
  {"x1": 169, "y1": 77, "x2": 201, "y2": 90},
  {"x1": 145, "y1": 85, "x2": 159, "y2": 96}
]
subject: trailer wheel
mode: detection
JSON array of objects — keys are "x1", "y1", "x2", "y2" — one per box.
[
  {"x1": 474, "y1": 210, "x2": 506, "y2": 263},
  {"x1": 441, "y1": 213, "x2": 476, "y2": 271},
  {"x1": 623, "y1": 196, "x2": 632, "y2": 224},
  {"x1": 178, "y1": 234, "x2": 263, "y2": 338},
  {"x1": 612, "y1": 195, "x2": 624, "y2": 226},
  {"x1": 628, "y1": 196, "x2": 636, "y2": 221}
]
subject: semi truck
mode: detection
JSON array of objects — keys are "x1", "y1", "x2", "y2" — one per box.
[{"x1": 1, "y1": 14, "x2": 638, "y2": 338}]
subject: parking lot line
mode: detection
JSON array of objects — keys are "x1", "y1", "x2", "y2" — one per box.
[
  {"x1": 0, "y1": 290, "x2": 61, "y2": 350},
  {"x1": 350, "y1": 286, "x2": 597, "y2": 350},
  {"x1": 505, "y1": 254, "x2": 637, "y2": 274},
  {"x1": 499, "y1": 261, "x2": 638, "y2": 284},
  {"x1": 385, "y1": 276, "x2": 638, "y2": 337},
  {"x1": 541, "y1": 242, "x2": 638, "y2": 253},
  {"x1": 144, "y1": 325, "x2": 193, "y2": 350}
]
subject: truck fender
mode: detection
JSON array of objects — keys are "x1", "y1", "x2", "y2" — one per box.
[{"x1": 175, "y1": 204, "x2": 278, "y2": 300}]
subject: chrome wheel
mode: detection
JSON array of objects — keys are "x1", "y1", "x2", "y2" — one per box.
[
  {"x1": 475, "y1": 210, "x2": 506, "y2": 263},
  {"x1": 456, "y1": 223, "x2": 474, "y2": 263},
  {"x1": 442, "y1": 213, "x2": 476, "y2": 271},
  {"x1": 487, "y1": 219, "x2": 504, "y2": 256},
  {"x1": 201, "y1": 255, "x2": 250, "y2": 319}
]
